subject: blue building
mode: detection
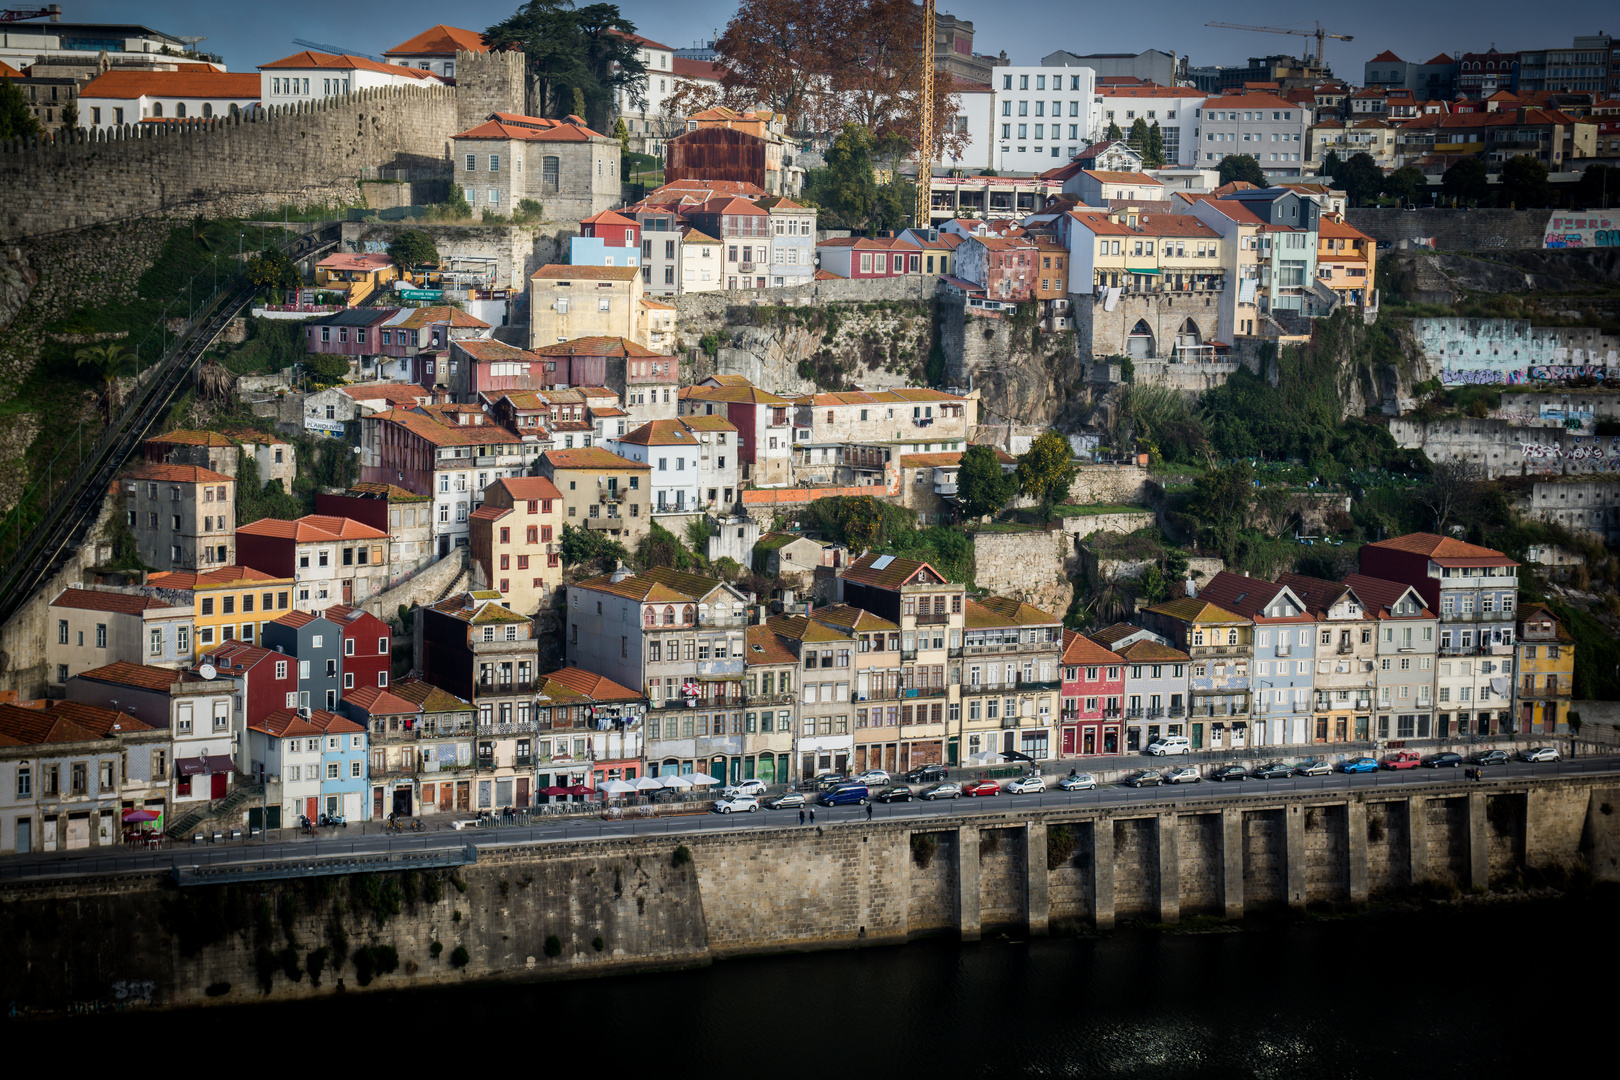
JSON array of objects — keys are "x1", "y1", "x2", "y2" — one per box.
[
  {"x1": 1199, "y1": 572, "x2": 1317, "y2": 748},
  {"x1": 310, "y1": 708, "x2": 369, "y2": 821}
]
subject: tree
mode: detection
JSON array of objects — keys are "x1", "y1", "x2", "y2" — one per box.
[
  {"x1": 1188, "y1": 462, "x2": 1255, "y2": 531},
  {"x1": 837, "y1": 495, "x2": 884, "y2": 551},
  {"x1": 246, "y1": 248, "x2": 299, "y2": 293},
  {"x1": 1384, "y1": 165, "x2": 1426, "y2": 207},
  {"x1": 1015, "y1": 430, "x2": 1076, "y2": 520},
  {"x1": 386, "y1": 229, "x2": 439, "y2": 271},
  {"x1": 303, "y1": 353, "x2": 349, "y2": 388},
  {"x1": 1143, "y1": 121, "x2": 1165, "y2": 169},
  {"x1": 559, "y1": 522, "x2": 629, "y2": 571},
  {"x1": 1441, "y1": 157, "x2": 1489, "y2": 206},
  {"x1": 956, "y1": 444, "x2": 1016, "y2": 520},
  {"x1": 0, "y1": 79, "x2": 41, "y2": 140},
  {"x1": 1500, "y1": 154, "x2": 1550, "y2": 209},
  {"x1": 1414, "y1": 459, "x2": 1485, "y2": 532},
  {"x1": 802, "y1": 122, "x2": 911, "y2": 233},
  {"x1": 484, "y1": 2, "x2": 648, "y2": 132},
  {"x1": 75, "y1": 343, "x2": 131, "y2": 421},
  {"x1": 1573, "y1": 164, "x2": 1616, "y2": 210},
  {"x1": 1217, "y1": 154, "x2": 1265, "y2": 187},
  {"x1": 713, "y1": 0, "x2": 838, "y2": 136},
  {"x1": 1104, "y1": 120, "x2": 1122, "y2": 142},
  {"x1": 1321, "y1": 148, "x2": 1342, "y2": 181},
  {"x1": 611, "y1": 116, "x2": 629, "y2": 153},
  {"x1": 1126, "y1": 117, "x2": 1149, "y2": 155},
  {"x1": 60, "y1": 98, "x2": 78, "y2": 130},
  {"x1": 1337, "y1": 152, "x2": 1382, "y2": 206}
]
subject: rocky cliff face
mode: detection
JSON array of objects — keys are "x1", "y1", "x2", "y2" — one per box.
[
  {"x1": 682, "y1": 300, "x2": 937, "y2": 393},
  {"x1": 941, "y1": 300, "x2": 1084, "y2": 429}
]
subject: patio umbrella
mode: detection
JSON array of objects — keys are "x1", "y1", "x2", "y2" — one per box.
[
  {"x1": 686, "y1": 772, "x2": 719, "y2": 785},
  {"x1": 540, "y1": 785, "x2": 569, "y2": 797},
  {"x1": 658, "y1": 774, "x2": 693, "y2": 789},
  {"x1": 631, "y1": 776, "x2": 664, "y2": 791},
  {"x1": 598, "y1": 779, "x2": 637, "y2": 795},
  {"x1": 122, "y1": 809, "x2": 161, "y2": 823},
  {"x1": 564, "y1": 784, "x2": 593, "y2": 796}
]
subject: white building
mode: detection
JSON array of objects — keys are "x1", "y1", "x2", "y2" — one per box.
[
  {"x1": 942, "y1": 78, "x2": 997, "y2": 172},
  {"x1": 1196, "y1": 92, "x2": 1311, "y2": 178},
  {"x1": 991, "y1": 62, "x2": 1097, "y2": 173},
  {"x1": 76, "y1": 69, "x2": 260, "y2": 130},
  {"x1": 257, "y1": 50, "x2": 444, "y2": 106},
  {"x1": 613, "y1": 30, "x2": 678, "y2": 144},
  {"x1": 1092, "y1": 84, "x2": 1207, "y2": 168},
  {"x1": 608, "y1": 415, "x2": 741, "y2": 517},
  {"x1": 678, "y1": 228, "x2": 723, "y2": 292},
  {"x1": 382, "y1": 24, "x2": 488, "y2": 80}
]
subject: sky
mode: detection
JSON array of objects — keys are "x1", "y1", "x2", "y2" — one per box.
[{"x1": 50, "y1": 0, "x2": 1619, "y2": 76}]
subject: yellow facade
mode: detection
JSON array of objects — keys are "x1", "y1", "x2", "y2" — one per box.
[{"x1": 1515, "y1": 606, "x2": 1574, "y2": 734}]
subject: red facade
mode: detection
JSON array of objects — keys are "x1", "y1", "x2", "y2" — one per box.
[
  {"x1": 1059, "y1": 630, "x2": 1125, "y2": 757},
  {"x1": 200, "y1": 642, "x2": 298, "y2": 729},
  {"x1": 665, "y1": 126, "x2": 770, "y2": 190},
  {"x1": 327, "y1": 605, "x2": 392, "y2": 694}
]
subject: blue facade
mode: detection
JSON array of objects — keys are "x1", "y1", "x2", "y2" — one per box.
[
  {"x1": 319, "y1": 725, "x2": 369, "y2": 820},
  {"x1": 263, "y1": 615, "x2": 343, "y2": 712},
  {"x1": 1253, "y1": 621, "x2": 1316, "y2": 747}
]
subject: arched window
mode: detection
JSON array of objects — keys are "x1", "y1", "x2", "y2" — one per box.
[
  {"x1": 643, "y1": 607, "x2": 656, "y2": 627},
  {"x1": 202, "y1": 102, "x2": 213, "y2": 118},
  {"x1": 663, "y1": 605, "x2": 675, "y2": 626},
  {"x1": 1227, "y1": 629, "x2": 1238, "y2": 645},
  {"x1": 175, "y1": 102, "x2": 186, "y2": 118},
  {"x1": 682, "y1": 605, "x2": 696, "y2": 625},
  {"x1": 1127, "y1": 319, "x2": 1154, "y2": 360},
  {"x1": 151, "y1": 102, "x2": 163, "y2": 118}
]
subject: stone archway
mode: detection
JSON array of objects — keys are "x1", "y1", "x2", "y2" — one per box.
[{"x1": 1127, "y1": 319, "x2": 1154, "y2": 359}]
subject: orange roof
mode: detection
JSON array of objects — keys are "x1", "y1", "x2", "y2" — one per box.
[
  {"x1": 1362, "y1": 533, "x2": 1517, "y2": 565},
  {"x1": 79, "y1": 69, "x2": 261, "y2": 101},
  {"x1": 149, "y1": 429, "x2": 234, "y2": 448},
  {"x1": 744, "y1": 625, "x2": 800, "y2": 666},
  {"x1": 340, "y1": 686, "x2": 422, "y2": 715},
  {"x1": 454, "y1": 117, "x2": 604, "y2": 142},
  {"x1": 258, "y1": 51, "x2": 441, "y2": 79},
  {"x1": 395, "y1": 305, "x2": 490, "y2": 329},
  {"x1": 493, "y1": 476, "x2": 563, "y2": 501},
  {"x1": 542, "y1": 667, "x2": 642, "y2": 702},
  {"x1": 147, "y1": 565, "x2": 287, "y2": 591},
  {"x1": 50, "y1": 588, "x2": 177, "y2": 615},
  {"x1": 581, "y1": 209, "x2": 640, "y2": 228},
  {"x1": 532, "y1": 336, "x2": 659, "y2": 358},
  {"x1": 339, "y1": 383, "x2": 433, "y2": 404},
  {"x1": 1369, "y1": 50, "x2": 1403, "y2": 62},
  {"x1": 0, "y1": 60, "x2": 24, "y2": 79},
  {"x1": 1086, "y1": 171, "x2": 1163, "y2": 185},
  {"x1": 543, "y1": 447, "x2": 649, "y2": 470},
  {"x1": 237, "y1": 515, "x2": 389, "y2": 543},
  {"x1": 1062, "y1": 628, "x2": 1124, "y2": 666},
  {"x1": 75, "y1": 661, "x2": 194, "y2": 693},
  {"x1": 123, "y1": 462, "x2": 233, "y2": 484},
  {"x1": 671, "y1": 57, "x2": 727, "y2": 82},
  {"x1": 529, "y1": 264, "x2": 640, "y2": 281},
  {"x1": 384, "y1": 24, "x2": 489, "y2": 57},
  {"x1": 1201, "y1": 93, "x2": 1300, "y2": 111}
]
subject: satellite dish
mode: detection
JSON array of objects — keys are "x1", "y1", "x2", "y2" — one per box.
[{"x1": 199, "y1": 663, "x2": 218, "y2": 680}]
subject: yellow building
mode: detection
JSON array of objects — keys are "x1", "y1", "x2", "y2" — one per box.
[
  {"x1": 146, "y1": 565, "x2": 296, "y2": 650},
  {"x1": 1316, "y1": 217, "x2": 1377, "y2": 309},
  {"x1": 313, "y1": 253, "x2": 398, "y2": 306},
  {"x1": 528, "y1": 264, "x2": 672, "y2": 352},
  {"x1": 1515, "y1": 605, "x2": 1574, "y2": 735}
]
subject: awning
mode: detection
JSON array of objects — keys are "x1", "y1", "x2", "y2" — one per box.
[
  {"x1": 1126, "y1": 267, "x2": 1160, "y2": 275},
  {"x1": 175, "y1": 755, "x2": 236, "y2": 776}
]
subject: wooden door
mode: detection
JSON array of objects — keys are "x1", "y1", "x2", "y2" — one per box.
[
  {"x1": 516, "y1": 778, "x2": 530, "y2": 807},
  {"x1": 211, "y1": 772, "x2": 228, "y2": 799}
]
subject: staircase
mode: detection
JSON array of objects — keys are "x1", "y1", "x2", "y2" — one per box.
[
  {"x1": 166, "y1": 782, "x2": 264, "y2": 838},
  {"x1": 431, "y1": 553, "x2": 471, "y2": 605}
]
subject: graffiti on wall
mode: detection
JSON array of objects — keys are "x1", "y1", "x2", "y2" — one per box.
[
  {"x1": 1440, "y1": 363, "x2": 1613, "y2": 387},
  {"x1": 1544, "y1": 213, "x2": 1619, "y2": 248},
  {"x1": 1520, "y1": 436, "x2": 1620, "y2": 473}
]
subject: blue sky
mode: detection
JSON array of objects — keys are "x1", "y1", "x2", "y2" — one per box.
[{"x1": 56, "y1": 1, "x2": 1617, "y2": 77}]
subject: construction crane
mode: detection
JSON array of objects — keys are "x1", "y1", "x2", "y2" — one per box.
[
  {"x1": 1204, "y1": 21, "x2": 1354, "y2": 67},
  {"x1": 1, "y1": 5, "x2": 61, "y2": 22},
  {"x1": 915, "y1": 0, "x2": 935, "y2": 229},
  {"x1": 291, "y1": 38, "x2": 387, "y2": 63}
]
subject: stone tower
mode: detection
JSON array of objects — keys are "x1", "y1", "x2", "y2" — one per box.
[{"x1": 454, "y1": 48, "x2": 527, "y2": 131}]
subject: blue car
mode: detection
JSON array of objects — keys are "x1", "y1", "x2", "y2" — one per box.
[{"x1": 1341, "y1": 757, "x2": 1379, "y2": 774}]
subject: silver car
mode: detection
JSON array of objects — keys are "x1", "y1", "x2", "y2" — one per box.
[
  {"x1": 1521, "y1": 746, "x2": 1561, "y2": 762},
  {"x1": 1162, "y1": 766, "x2": 1201, "y2": 784},
  {"x1": 1006, "y1": 775, "x2": 1047, "y2": 794},
  {"x1": 854, "y1": 769, "x2": 891, "y2": 786},
  {"x1": 1293, "y1": 759, "x2": 1332, "y2": 777},
  {"x1": 1059, "y1": 773, "x2": 1097, "y2": 791}
]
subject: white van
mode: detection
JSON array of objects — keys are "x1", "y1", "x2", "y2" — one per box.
[{"x1": 1145, "y1": 735, "x2": 1192, "y2": 756}]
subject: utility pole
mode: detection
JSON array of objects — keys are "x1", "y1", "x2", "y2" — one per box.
[{"x1": 915, "y1": 0, "x2": 936, "y2": 231}]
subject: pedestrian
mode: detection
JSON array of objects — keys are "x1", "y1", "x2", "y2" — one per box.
[
  {"x1": 799, "y1": 808, "x2": 805, "y2": 825},
  {"x1": 866, "y1": 802, "x2": 873, "y2": 821},
  {"x1": 810, "y1": 807, "x2": 816, "y2": 824}
]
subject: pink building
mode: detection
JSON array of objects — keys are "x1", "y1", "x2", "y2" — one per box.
[{"x1": 1060, "y1": 629, "x2": 1125, "y2": 757}]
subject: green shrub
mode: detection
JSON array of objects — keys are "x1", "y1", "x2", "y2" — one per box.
[
  {"x1": 1046, "y1": 825, "x2": 1078, "y2": 870},
  {"x1": 544, "y1": 934, "x2": 563, "y2": 957},
  {"x1": 430, "y1": 940, "x2": 444, "y2": 959},
  {"x1": 450, "y1": 945, "x2": 470, "y2": 968},
  {"x1": 305, "y1": 946, "x2": 330, "y2": 986},
  {"x1": 671, "y1": 845, "x2": 692, "y2": 868}
]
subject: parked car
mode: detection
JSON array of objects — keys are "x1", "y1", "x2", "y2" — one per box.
[
  {"x1": 1145, "y1": 735, "x2": 1192, "y2": 756},
  {"x1": 1341, "y1": 757, "x2": 1380, "y2": 774},
  {"x1": 1470, "y1": 749, "x2": 1510, "y2": 767},
  {"x1": 1163, "y1": 766, "x2": 1201, "y2": 784},
  {"x1": 813, "y1": 772, "x2": 849, "y2": 791},
  {"x1": 1124, "y1": 769, "x2": 1164, "y2": 788},
  {"x1": 904, "y1": 763, "x2": 950, "y2": 784},
  {"x1": 1209, "y1": 764, "x2": 1249, "y2": 782},
  {"x1": 875, "y1": 784, "x2": 913, "y2": 803},
  {"x1": 721, "y1": 779, "x2": 767, "y2": 798},
  {"x1": 763, "y1": 792, "x2": 806, "y2": 810},
  {"x1": 1422, "y1": 752, "x2": 1463, "y2": 769},
  {"x1": 962, "y1": 779, "x2": 1002, "y2": 797},
  {"x1": 712, "y1": 796, "x2": 759, "y2": 814},
  {"x1": 920, "y1": 782, "x2": 962, "y2": 800},
  {"x1": 1005, "y1": 775, "x2": 1047, "y2": 794},
  {"x1": 1521, "y1": 746, "x2": 1560, "y2": 763},
  {"x1": 1380, "y1": 752, "x2": 1421, "y2": 770},
  {"x1": 1293, "y1": 759, "x2": 1332, "y2": 777},
  {"x1": 854, "y1": 769, "x2": 891, "y2": 786},
  {"x1": 1250, "y1": 762, "x2": 1293, "y2": 780},
  {"x1": 1059, "y1": 772, "x2": 1098, "y2": 791},
  {"x1": 819, "y1": 785, "x2": 870, "y2": 806}
]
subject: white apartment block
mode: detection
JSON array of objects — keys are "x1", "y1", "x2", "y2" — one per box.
[
  {"x1": 991, "y1": 64, "x2": 1097, "y2": 173},
  {"x1": 1197, "y1": 93, "x2": 1311, "y2": 178},
  {"x1": 1093, "y1": 85, "x2": 1208, "y2": 168}
]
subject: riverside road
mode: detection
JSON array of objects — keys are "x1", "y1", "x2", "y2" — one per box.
[{"x1": 4, "y1": 754, "x2": 1616, "y2": 884}]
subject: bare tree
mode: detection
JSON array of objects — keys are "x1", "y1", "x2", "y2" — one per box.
[{"x1": 1415, "y1": 459, "x2": 1486, "y2": 532}]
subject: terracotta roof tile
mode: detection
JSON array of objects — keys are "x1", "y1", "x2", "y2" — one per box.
[
  {"x1": 79, "y1": 69, "x2": 261, "y2": 100},
  {"x1": 384, "y1": 24, "x2": 489, "y2": 56},
  {"x1": 122, "y1": 462, "x2": 234, "y2": 484},
  {"x1": 1062, "y1": 628, "x2": 1124, "y2": 665},
  {"x1": 529, "y1": 264, "x2": 640, "y2": 281},
  {"x1": 544, "y1": 447, "x2": 649, "y2": 470},
  {"x1": 237, "y1": 515, "x2": 388, "y2": 543},
  {"x1": 1362, "y1": 532, "x2": 1516, "y2": 564},
  {"x1": 745, "y1": 625, "x2": 801, "y2": 666},
  {"x1": 1145, "y1": 598, "x2": 1248, "y2": 624},
  {"x1": 50, "y1": 588, "x2": 178, "y2": 615},
  {"x1": 541, "y1": 667, "x2": 642, "y2": 701}
]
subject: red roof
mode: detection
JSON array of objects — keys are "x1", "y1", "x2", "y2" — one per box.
[
  {"x1": 1362, "y1": 533, "x2": 1517, "y2": 565},
  {"x1": 258, "y1": 51, "x2": 441, "y2": 80},
  {"x1": 672, "y1": 57, "x2": 727, "y2": 82},
  {"x1": 237, "y1": 515, "x2": 389, "y2": 543},
  {"x1": 75, "y1": 661, "x2": 194, "y2": 693},
  {"x1": 1369, "y1": 50, "x2": 1403, "y2": 62},
  {"x1": 454, "y1": 117, "x2": 604, "y2": 142},
  {"x1": 50, "y1": 588, "x2": 176, "y2": 615},
  {"x1": 1201, "y1": 93, "x2": 1300, "y2": 111},
  {"x1": 494, "y1": 476, "x2": 563, "y2": 501},
  {"x1": 384, "y1": 25, "x2": 489, "y2": 57},
  {"x1": 1061, "y1": 628, "x2": 1123, "y2": 666},
  {"x1": 339, "y1": 383, "x2": 432, "y2": 404},
  {"x1": 543, "y1": 447, "x2": 649, "y2": 470},
  {"x1": 123, "y1": 462, "x2": 234, "y2": 484},
  {"x1": 340, "y1": 686, "x2": 421, "y2": 715},
  {"x1": 79, "y1": 69, "x2": 261, "y2": 101},
  {"x1": 542, "y1": 667, "x2": 642, "y2": 701}
]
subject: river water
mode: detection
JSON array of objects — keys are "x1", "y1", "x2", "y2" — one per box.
[{"x1": 32, "y1": 895, "x2": 1611, "y2": 1076}]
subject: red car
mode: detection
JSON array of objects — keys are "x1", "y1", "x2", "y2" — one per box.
[
  {"x1": 1380, "y1": 751, "x2": 1421, "y2": 770},
  {"x1": 961, "y1": 779, "x2": 1002, "y2": 797}
]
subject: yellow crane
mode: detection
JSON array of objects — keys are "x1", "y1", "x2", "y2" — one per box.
[
  {"x1": 1204, "y1": 21, "x2": 1354, "y2": 67},
  {"x1": 916, "y1": 0, "x2": 935, "y2": 229}
]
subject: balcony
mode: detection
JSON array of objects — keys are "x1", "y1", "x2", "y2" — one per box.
[
  {"x1": 1336, "y1": 642, "x2": 1354, "y2": 655},
  {"x1": 860, "y1": 685, "x2": 948, "y2": 702},
  {"x1": 739, "y1": 262, "x2": 755, "y2": 273},
  {"x1": 1187, "y1": 645, "x2": 1245, "y2": 658},
  {"x1": 1102, "y1": 708, "x2": 1122, "y2": 719},
  {"x1": 915, "y1": 612, "x2": 949, "y2": 625},
  {"x1": 513, "y1": 755, "x2": 534, "y2": 769},
  {"x1": 1274, "y1": 644, "x2": 1291, "y2": 657},
  {"x1": 584, "y1": 516, "x2": 625, "y2": 531},
  {"x1": 475, "y1": 682, "x2": 537, "y2": 698},
  {"x1": 900, "y1": 649, "x2": 918, "y2": 661},
  {"x1": 1167, "y1": 706, "x2": 1185, "y2": 718},
  {"x1": 743, "y1": 693, "x2": 796, "y2": 707},
  {"x1": 476, "y1": 756, "x2": 496, "y2": 770}
]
